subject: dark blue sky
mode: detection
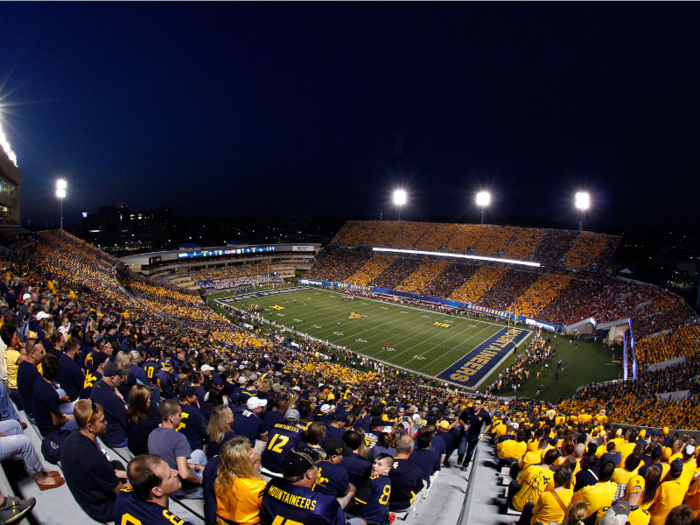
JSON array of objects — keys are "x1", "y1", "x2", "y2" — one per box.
[{"x1": 1, "y1": 3, "x2": 699, "y2": 232}]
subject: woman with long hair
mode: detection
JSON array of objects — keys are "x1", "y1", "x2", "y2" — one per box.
[
  {"x1": 640, "y1": 465, "x2": 662, "y2": 510},
  {"x1": 215, "y1": 437, "x2": 266, "y2": 525},
  {"x1": 126, "y1": 385, "x2": 157, "y2": 456},
  {"x1": 207, "y1": 405, "x2": 237, "y2": 460}
]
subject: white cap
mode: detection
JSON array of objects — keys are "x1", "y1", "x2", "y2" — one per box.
[
  {"x1": 22, "y1": 293, "x2": 31, "y2": 301},
  {"x1": 37, "y1": 311, "x2": 50, "y2": 321},
  {"x1": 512, "y1": 422, "x2": 520, "y2": 429},
  {"x1": 321, "y1": 404, "x2": 333, "y2": 414},
  {"x1": 247, "y1": 397, "x2": 268, "y2": 410},
  {"x1": 200, "y1": 364, "x2": 214, "y2": 372}
]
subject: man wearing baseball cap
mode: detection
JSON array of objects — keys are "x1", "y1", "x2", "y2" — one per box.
[
  {"x1": 230, "y1": 396, "x2": 268, "y2": 446},
  {"x1": 91, "y1": 361, "x2": 129, "y2": 448},
  {"x1": 261, "y1": 408, "x2": 305, "y2": 475},
  {"x1": 177, "y1": 384, "x2": 208, "y2": 452},
  {"x1": 260, "y1": 447, "x2": 366, "y2": 525},
  {"x1": 596, "y1": 475, "x2": 650, "y2": 525},
  {"x1": 313, "y1": 438, "x2": 353, "y2": 501},
  {"x1": 649, "y1": 458, "x2": 685, "y2": 525}
]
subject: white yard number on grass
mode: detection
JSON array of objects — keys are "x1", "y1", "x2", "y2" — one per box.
[
  {"x1": 413, "y1": 355, "x2": 425, "y2": 360},
  {"x1": 333, "y1": 332, "x2": 344, "y2": 336}
]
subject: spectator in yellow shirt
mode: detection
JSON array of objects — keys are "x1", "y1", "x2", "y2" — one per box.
[
  {"x1": 523, "y1": 465, "x2": 574, "y2": 525},
  {"x1": 572, "y1": 460, "x2": 618, "y2": 523},
  {"x1": 649, "y1": 459, "x2": 686, "y2": 525},
  {"x1": 215, "y1": 436, "x2": 266, "y2": 525},
  {"x1": 509, "y1": 449, "x2": 559, "y2": 512},
  {"x1": 612, "y1": 445, "x2": 645, "y2": 486},
  {"x1": 596, "y1": 475, "x2": 650, "y2": 525}
]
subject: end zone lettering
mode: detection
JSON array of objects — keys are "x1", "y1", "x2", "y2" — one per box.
[{"x1": 437, "y1": 327, "x2": 531, "y2": 389}]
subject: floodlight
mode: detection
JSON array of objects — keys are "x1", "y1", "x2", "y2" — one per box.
[
  {"x1": 575, "y1": 192, "x2": 590, "y2": 210},
  {"x1": 393, "y1": 189, "x2": 407, "y2": 206},
  {"x1": 56, "y1": 179, "x2": 67, "y2": 230},
  {"x1": 476, "y1": 191, "x2": 491, "y2": 207}
]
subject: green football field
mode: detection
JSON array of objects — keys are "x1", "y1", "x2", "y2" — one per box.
[{"x1": 210, "y1": 286, "x2": 622, "y2": 401}]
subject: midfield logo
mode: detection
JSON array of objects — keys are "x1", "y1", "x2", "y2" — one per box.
[
  {"x1": 348, "y1": 312, "x2": 368, "y2": 319},
  {"x1": 270, "y1": 305, "x2": 285, "y2": 310},
  {"x1": 432, "y1": 321, "x2": 452, "y2": 328}
]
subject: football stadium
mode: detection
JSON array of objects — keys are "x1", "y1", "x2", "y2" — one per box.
[
  {"x1": 1, "y1": 172, "x2": 699, "y2": 524},
  {"x1": 3, "y1": 5, "x2": 700, "y2": 525}
]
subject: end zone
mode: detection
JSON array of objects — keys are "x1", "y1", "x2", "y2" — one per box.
[{"x1": 436, "y1": 327, "x2": 531, "y2": 389}]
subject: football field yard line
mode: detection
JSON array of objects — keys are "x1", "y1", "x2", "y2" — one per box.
[
  {"x1": 412, "y1": 324, "x2": 501, "y2": 373},
  {"x1": 224, "y1": 287, "x2": 515, "y2": 378},
  {"x1": 384, "y1": 322, "x2": 495, "y2": 362}
]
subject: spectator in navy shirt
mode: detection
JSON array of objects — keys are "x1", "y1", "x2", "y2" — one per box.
[
  {"x1": 340, "y1": 431, "x2": 372, "y2": 487},
  {"x1": 91, "y1": 361, "x2": 129, "y2": 447},
  {"x1": 126, "y1": 384, "x2": 158, "y2": 457},
  {"x1": 178, "y1": 384, "x2": 209, "y2": 451},
  {"x1": 313, "y1": 437, "x2": 354, "y2": 503},
  {"x1": 230, "y1": 396, "x2": 268, "y2": 445},
  {"x1": 32, "y1": 353, "x2": 77, "y2": 437},
  {"x1": 412, "y1": 430, "x2": 441, "y2": 487},
  {"x1": 17, "y1": 338, "x2": 45, "y2": 420},
  {"x1": 58, "y1": 337, "x2": 85, "y2": 401},
  {"x1": 323, "y1": 413, "x2": 347, "y2": 443}
]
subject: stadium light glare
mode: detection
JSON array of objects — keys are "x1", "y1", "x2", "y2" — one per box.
[
  {"x1": 393, "y1": 189, "x2": 407, "y2": 221},
  {"x1": 476, "y1": 191, "x2": 490, "y2": 207},
  {"x1": 0, "y1": 123, "x2": 17, "y2": 167},
  {"x1": 476, "y1": 191, "x2": 491, "y2": 224},
  {"x1": 575, "y1": 192, "x2": 590, "y2": 210},
  {"x1": 56, "y1": 179, "x2": 67, "y2": 230},
  {"x1": 372, "y1": 246, "x2": 541, "y2": 268},
  {"x1": 575, "y1": 192, "x2": 590, "y2": 232},
  {"x1": 393, "y1": 189, "x2": 407, "y2": 206}
]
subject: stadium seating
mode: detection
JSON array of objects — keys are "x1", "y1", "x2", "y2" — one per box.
[{"x1": 2, "y1": 225, "x2": 700, "y2": 525}]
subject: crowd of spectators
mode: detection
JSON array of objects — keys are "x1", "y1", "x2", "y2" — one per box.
[
  {"x1": 422, "y1": 261, "x2": 479, "y2": 299},
  {"x1": 486, "y1": 334, "x2": 553, "y2": 395},
  {"x1": 473, "y1": 225, "x2": 516, "y2": 256},
  {"x1": 532, "y1": 230, "x2": 580, "y2": 266},
  {"x1": 479, "y1": 269, "x2": 539, "y2": 311},
  {"x1": 510, "y1": 273, "x2": 573, "y2": 319},
  {"x1": 305, "y1": 249, "x2": 371, "y2": 283},
  {"x1": 564, "y1": 232, "x2": 612, "y2": 271},
  {"x1": 395, "y1": 259, "x2": 450, "y2": 295},
  {"x1": 1, "y1": 227, "x2": 700, "y2": 525},
  {"x1": 449, "y1": 265, "x2": 508, "y2": 305},
  {"x1": 346, "y1": 255, "x2": 396, "y2": 287},
  {"x1": 373, "y1": 257, "x2": 423, "y2": 291},
  {"x1": 331, "y1": 221, "x2": 619, "y2": 272},
  {"x1": 635, "y1": 326, "x2": 700, "y2": 368},
  {"x1": 501, "y1": 228, "x2": 546, "y2": 261},
  {"x1": 561, "y1": 352, "x2": 700, "y2": 428}
]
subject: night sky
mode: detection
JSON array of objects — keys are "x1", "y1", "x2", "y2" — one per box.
[{"x1": 1, "y1": 3, "x2": 699, "y2": 232}]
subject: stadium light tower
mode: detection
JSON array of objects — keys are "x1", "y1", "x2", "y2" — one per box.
[
  {"x1": 56, "y1": 179, "x2": 67, "y2": 230},
  {"x1": 393, "y1": 189, "x2": 407, "y2": 221},
  {"x1": 575, "y1": 192, "x2": 590, "y2": 232},
  {"x1": 476, "y1": 191, "x2": 491, "y2": 225}
]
